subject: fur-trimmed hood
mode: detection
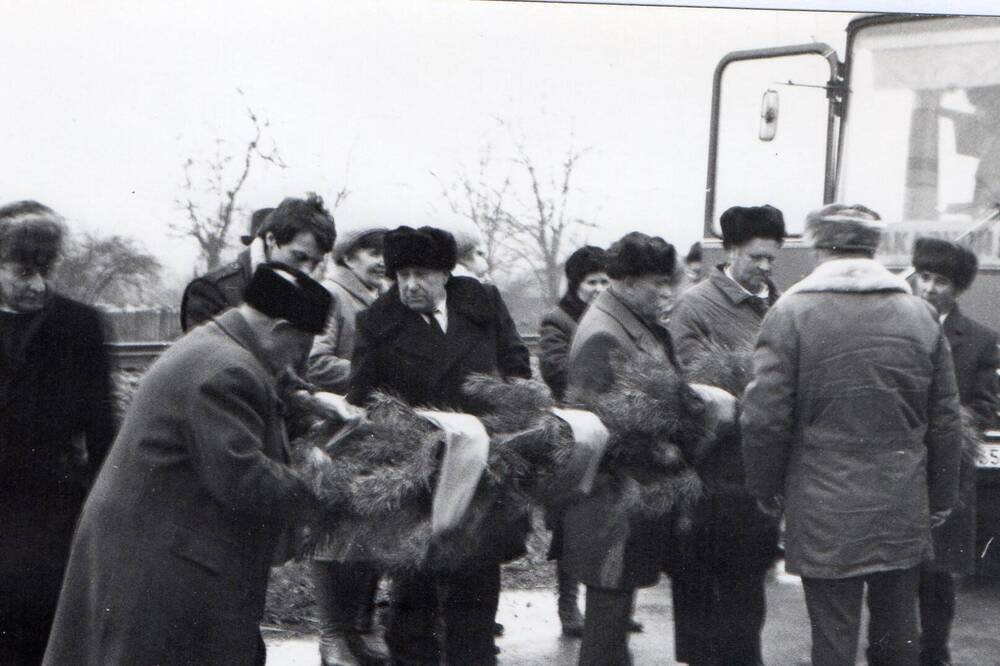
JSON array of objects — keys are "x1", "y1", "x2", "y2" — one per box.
[{"x1": 783, "y1": 258, "x2": 911, "y2": 297}]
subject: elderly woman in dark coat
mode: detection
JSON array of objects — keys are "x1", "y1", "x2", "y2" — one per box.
[
  {"x1": 560, "y1": 232, "x2": 683, "y2": 665},
  {"x1": 0, "y1": 201, "x2": 115, "y2": 664},
  {"x1": 538, "y1": 245, "x2": 609, "y2": 636},
  {"x1": 347, "y1": 226, "x2": 531, "y2": 666}
]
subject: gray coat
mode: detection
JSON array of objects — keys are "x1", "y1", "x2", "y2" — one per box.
[
  {"x1": 44, "y1": 310, "x2": 316, "y2": 666},
  {"x1": 307, "y1": 265, "x2": 379, "y2": 393},
  {"x1": 561, "y1": 288, "x2": 675, "y2": 590},
  {"x1": 669, "y1": 265, "x2": 778, "y2": 369},
  {"x1": 741, "y1": 258, "x2": 964, "y2": 579}
]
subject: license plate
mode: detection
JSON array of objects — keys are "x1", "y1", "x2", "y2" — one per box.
[{"x1": 977, "y1": 442, "x2": 1000, "y2": 468}]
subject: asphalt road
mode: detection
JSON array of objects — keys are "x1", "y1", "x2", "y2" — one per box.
[{"x1": 266, "y1": 564, "x2": 1000, "y2": 665}]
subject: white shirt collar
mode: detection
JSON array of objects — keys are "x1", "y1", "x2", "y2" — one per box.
[{"x1": 723, "y1": 265, "x2": 769, "y2": 299}]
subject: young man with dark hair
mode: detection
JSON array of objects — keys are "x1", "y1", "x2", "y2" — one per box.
[
  {"x1": 0, "y1": 200, "x2": 116, "y2": 664},
  {"x1": 180, "y1": 194, "x2": 336, "y2": 331}
]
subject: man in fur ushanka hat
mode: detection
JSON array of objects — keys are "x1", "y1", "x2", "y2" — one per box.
[
  {"x1": 911, "y1": 236, "x2": 998, "y2": 666},
  {"x1": 45, "y1": 263, "x2": 345, "y2": 666},
  {"x1": 666, "y1": 204, "x2": 785, "y2": 665},
  {"x1": 742, "y1": 204, "x2": 964, "y2": 666},
  {"x1": 347, "y1": 225, "x2": 531, "y2": 666}
]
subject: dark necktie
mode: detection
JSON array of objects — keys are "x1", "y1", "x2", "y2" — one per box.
[{"x1": 427, "y1": 310, "x2": 445, "y2": 336}]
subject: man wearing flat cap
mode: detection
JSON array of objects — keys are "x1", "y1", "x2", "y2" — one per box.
[
  {"x1": 666, "y1": 204, "x2": 786, "y2": 665},
  {"x1": 911, "y1": 236, "x2": 998, "y2": 666},
  {"x1": 180, "y1": 194, "x2": 336, "y2": 332},
  {"x1": 306, "y1": 220, "x2": 390, "y2": 666},
  {"x1": 742, "y1": 204, "x2": 964, "y2": 666},
  {"x1": 348, "y1": 225, "x2": 531, "y2": 666},
  {"x1": 44, "y1": 264, "x2": 342, "y2": 666}
]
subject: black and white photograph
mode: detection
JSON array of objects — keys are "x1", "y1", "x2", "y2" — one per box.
[{"x1": 3, "y1": 0, "x2": 1000, "y2": 664}]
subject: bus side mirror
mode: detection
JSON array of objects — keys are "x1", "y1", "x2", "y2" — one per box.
[{"x1": 759, "y1": 89, "x2": 779, "y2": 142}]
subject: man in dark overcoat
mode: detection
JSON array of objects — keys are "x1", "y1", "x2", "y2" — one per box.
[
  {"x1": 0, "y1": 201, "x2": 116, "y2": 665},
  {"x1": 347, "y1": 225, "x2": 531, "y2": 666},
  {"x1": 180, "y1": 194, "x2": 336, "y2": 331},
  {"x1": 912, "y1": 236, "x2": 999, "y2": 666},
  {"x1": 43, "y1": 264, "x2": 337, "y2": 666},
  {"x1": 561, "y1": 232, "x2": 691, "y2": 665},
  {"x1": 742, "y1": 204, "x2": 964, "y2": 666},
  {"x1": 666, "y1": 205, "x2": 786, "y2": 665}
]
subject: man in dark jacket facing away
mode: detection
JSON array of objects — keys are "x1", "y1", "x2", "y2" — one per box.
[
  {"x1": 43, "y1": 264, "x2": 340, "y2": 666},
  {"x1": 347, "y1": 225, "x2": 531, "y2": 666},
  {"x1": 742, "y1": 204, "x2": 964, "y2": 666},
  {"x1": 667, "y1": 204, "x2": 786, "y2": 666},
  {"x1": 180, "y1": 195, "x2": 337, "y2": 331},
  {"x1": 911, "y1": 236, "x2": 998, "y2": 666},
  {"x1": 0, "y1": 201, "x2": 116, "y2": 665}
]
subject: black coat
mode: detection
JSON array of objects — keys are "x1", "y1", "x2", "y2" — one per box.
[
  {"x1": 347, "y1": 277, "x2": 531, "y2": 410},
  {"x1": 347, "y1": 276, "x2": 532, "y2": 564},
  {"x1": 179, "y1": 249, "x2": 252, "y2": 332},
  {"x1": 938, "y1": 307, "x2": 999, "y2": 574},
  {"x1": 0, "y1": 293, "x2": 115, "y2": 660}
]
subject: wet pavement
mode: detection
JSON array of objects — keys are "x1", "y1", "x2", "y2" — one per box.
[{"x1": 266, "y1": 564, "x2": 1000, "y2": 665}]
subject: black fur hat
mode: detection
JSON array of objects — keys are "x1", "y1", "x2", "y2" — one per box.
[
  {"x1": 564, "y1": 245, "x2": 608, "y2": 292},
  {"x1": 685, "y1": 242, "x2": 703, "y2": 264},
  {"x1": 719, "y1": 205, "x2": 786, "y2": 249},
  {"x1": 912, "y1": 236, "x2": 978, "y2": 291},
  {"x1": 244, "y1": 262, "x2": 332, "y2": 334},
  {"x1": 383, "y1": 226, "x2": 458, "y2": 280},
  {"x1": 606, "y1": 232, "x2": 676, "y2": 279}
]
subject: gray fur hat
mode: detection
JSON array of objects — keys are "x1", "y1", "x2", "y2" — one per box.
[{"x1": 806, "y1": 203, "x2": 884, "y2": 254}]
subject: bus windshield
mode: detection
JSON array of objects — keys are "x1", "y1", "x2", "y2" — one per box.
[{"x1": 838, "y1": 16, "x2": 1000, "y2": 266}]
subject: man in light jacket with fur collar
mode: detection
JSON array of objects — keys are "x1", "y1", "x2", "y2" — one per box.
[{"x1": 741, "y1": 204, "x2": 964, "y2": 666}]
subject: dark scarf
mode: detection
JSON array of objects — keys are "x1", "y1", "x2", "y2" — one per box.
[{"x1": 558, "y1": 290, "x2": 587, "y2": 323}]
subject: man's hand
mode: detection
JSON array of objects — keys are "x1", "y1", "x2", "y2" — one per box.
[
  {"x1": 305, "y1": 391, "x2": 365, "y2": 424},
  {"x1": 930, "y1": 508, "x2": 953, "y2": 529},
  {"x1": 689, "y1": 383, "x2": 738, "y2": 429}
]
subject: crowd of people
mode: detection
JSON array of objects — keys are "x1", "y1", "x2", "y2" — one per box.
[{"x1": 0, "y1": 194, "x2": 994, "y2": 666}]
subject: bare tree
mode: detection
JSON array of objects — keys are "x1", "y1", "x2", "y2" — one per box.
[
  {"x1": 432, "y1": 145, "x2": 517, "y2": 278},
  {"x1": 173, "y1": 95, "x2": 285, "y2": 271},
  {"x1": 503, "y1": 133, "x2": 594, "y2": 303},
  {"x1": 434, "y1": 130, "x2": 593, "y2": 303},
  {"x1": 53, "y1": 232, "x2": 162, "y2": 307}
]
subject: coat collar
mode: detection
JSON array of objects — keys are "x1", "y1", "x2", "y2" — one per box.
[
  {"x1": 367, "y1": 276, "x2": 492, "y2": 340},
  {"x1": 325, "y1": 264, "x2": 379, "y2": 307},
  {"x1": 211, "y1": 309, "x2": 282, "y2": 379},
  {"x1": 783, "y1": 258, "x2": 911, "y2": 297},
  {"x1": 943, "y1": 305, "x2": 970, "y2": 346},
  {"x1": 708, "y1": 264, "x2": 780, "y2": 306},
  {"x1": 593, "y1": 288, "x2": 667, "y2": 359}
]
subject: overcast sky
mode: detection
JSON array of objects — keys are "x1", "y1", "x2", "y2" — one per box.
[{"x1": 3, "y1": 0, "x2": 995, "y2": 284}]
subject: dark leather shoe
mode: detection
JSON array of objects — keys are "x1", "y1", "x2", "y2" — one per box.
[
  {"x1": 627, "y1": 618, "x2": 644, "y2": 633},
  {"x1": 493, "y1": 622, "x2": 505, "y2": 636}
]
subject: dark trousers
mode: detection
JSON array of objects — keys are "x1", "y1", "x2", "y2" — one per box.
[
  {"x1": 670, "y1": 566, "x2": 767, "y2": 665},
  {"x1": 918, "y1": 567, "x2": 955, "y2": 665},
  {"x1": 310, "y1": 560, "x2": 380, "y2": 640},
  {"x1": 801, "y1": 566, "x2": 920, "y2": 666},
  {"x1": 386, "y1": 563, "x2": 500, "y2": 665},
  {"x1": 578, "y1": 586, "x2": 633, "y2": 666}
]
